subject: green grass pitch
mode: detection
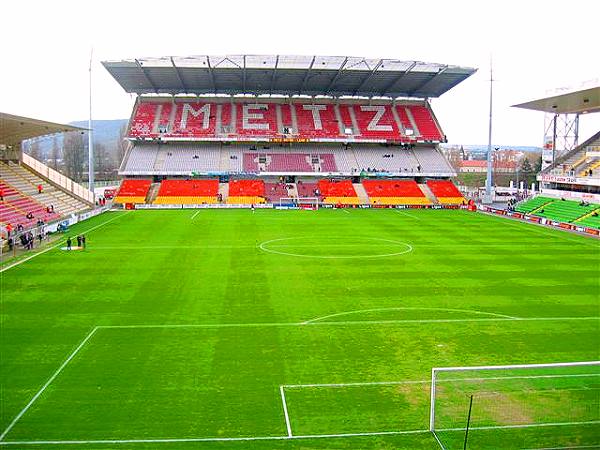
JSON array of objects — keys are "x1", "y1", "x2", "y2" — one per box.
[{"x1": 0, "y1": 208, "x2": 598, "y2": 449}]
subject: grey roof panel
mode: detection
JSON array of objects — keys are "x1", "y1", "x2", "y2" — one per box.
[{"x1": 103, "y1": 55, "x2": 476, "y2": 98}]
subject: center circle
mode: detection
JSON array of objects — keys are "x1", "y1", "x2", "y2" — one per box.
[{"x1": 258, "y1": 237, "x2": 413, "y2": 259}]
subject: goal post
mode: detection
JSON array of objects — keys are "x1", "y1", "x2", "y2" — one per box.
[
  {"x1": 429, "y1": 361, "x2": 600, "y2": 449},
  {"x1": 278, "y1": 197, "x2": 319, "y2": 209}
]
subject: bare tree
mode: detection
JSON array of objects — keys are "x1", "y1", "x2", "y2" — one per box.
[
  {"x1": 50, "y1": 136, "x2": 61, "y2": 170},
  {"x1": 94, "y1": 142, "x2": 110, "y2": 180},
  {"x1": 63, "y1": 132, "x2": 86, "y2": 181},
  {"x1": 117, "y1": 122, "x2": 128, "y2": 167},
  {"x1": 29, "y1": 139, "x2": 42, "y2": 160}
]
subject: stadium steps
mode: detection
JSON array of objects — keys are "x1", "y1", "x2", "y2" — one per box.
[
  {"x1": 218, "y1": 149, "x2": 230, "y2": 172},
  {"x1": 576, "y1": 211, "x2": 600, "y2": 229},
  {"x1": 1, "y1": 161, "x2": 88, "y2": 216},
  {"x1": 404, "y1": 108, "x2": 421, "y2": 137},
  {"x1": 353, "y1": 183, "x2": 370, "y2": 204},
  {"x1": 146, "y1": 183, "x2": 161, "y2": 203},
  {"x1": 578, "y1": 159, "x2": 600, "y2": 176},
  {"x1": 575, "y1": 207, "x2": 600, "y2": 225},
  {"x1": 152, "y1": 147, "x2": 168, "y2": 171},
  {"x1": 418, "y1": 183, "x2": 439, "y2": 205},
  {"x1": 218, "y1": 182, "x2": 229, "y2": 202},
  {"x1": 515, "y1": 196, "x2": 555, "y2": 214},
  {"x1": 286, "y1": 183, "x2": 299, "y2": 198},
  {"x1": 535, "y1": 200, "x2": 598, "y2": 223}
]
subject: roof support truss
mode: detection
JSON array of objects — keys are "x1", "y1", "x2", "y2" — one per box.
[
  {"x1": 408, "y1": 66, "x2": 448, "y2": 97},
  {"x1": 269, "y1": 55, "x2": 280, "y2": 95},
  {"x1": 206, "y1": 56, "x2": 217, "y2": 92},
  {"x1": 298, "y1": 56, "x2": 316, "y2": 96},
  {"x1": 135, "y1": 59, "x2": 159, "y2": 94},
  {"x1": 380, "y1": 61, "x2": 417, "y2": 97},
  {"x1": 324, "y1": 57, "x2": 349, "y2": 96},
  {"x1": 170, "y1": 57, "x2": 188, "y2": 93},
  {"x1": 353, "y1": 59, "x2": 383, "y2": 96}
]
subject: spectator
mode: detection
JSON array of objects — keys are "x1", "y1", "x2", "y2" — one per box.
[{"x1": 37, "y1": 184, "x2": 43, "y2": 194}]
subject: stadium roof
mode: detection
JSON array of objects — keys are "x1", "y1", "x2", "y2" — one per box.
[
  {"x1": 102, "y1": 55, "x2": 476, "y2": 98},
  {"x1": 513, "y1": 84, "x2": 600, "y2": 114},
  {"x1": 0, "y1": 112, "x2": 86, "y2": 145}
]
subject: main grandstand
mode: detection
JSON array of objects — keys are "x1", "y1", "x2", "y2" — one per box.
[{"x1": 103, "y1": 55, "x2": 475, "y2": 207}]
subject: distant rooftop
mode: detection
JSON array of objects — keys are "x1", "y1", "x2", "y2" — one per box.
[{"x1": 102, "y1": 54, "x2": 476, "y2": 99}]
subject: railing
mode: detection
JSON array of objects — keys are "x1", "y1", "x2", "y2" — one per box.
[{"x1": 21, "y1": 153, "x2": 95, "y2": 204}]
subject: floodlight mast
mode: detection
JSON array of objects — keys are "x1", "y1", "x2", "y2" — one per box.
[
  {"x1": 88, "y1": 48, "x2": 94, "y2": 192},
  {"x1": 485, "y1": 58, "x2": 493, "y2": 202}
]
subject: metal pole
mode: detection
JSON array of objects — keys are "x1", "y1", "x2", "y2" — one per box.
[
  {"x1": 485, "y1": 57, "x2": 493, "y2": 201},
  {"x1": 463, "y1": 395, "x2": 474, "y2": 450},
  {"x1": 552, "y1": 114, "x2": 557, "y2": 165},
  {"x1": 88, "y1": 48, "x2": 94, "y2": 191}
]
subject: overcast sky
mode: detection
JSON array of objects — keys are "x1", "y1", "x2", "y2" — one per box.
[{"x1": 3, "y1": 0, "x2": 599, "y2": 146}]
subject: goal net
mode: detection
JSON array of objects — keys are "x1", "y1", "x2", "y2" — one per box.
[
  {"x1": 430, "y1": 361, "x2": 600, "y2": 449},
  {"x1": 278, "y1": 197, "x2": 319, "y2": 209}
]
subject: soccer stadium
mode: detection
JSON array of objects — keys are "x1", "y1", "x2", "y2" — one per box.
[{"x1": 0, "y1": 52, "x2": 599, "y2": 450}]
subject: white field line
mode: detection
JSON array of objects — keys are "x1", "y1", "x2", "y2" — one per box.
[
  {"x1": 0, "y1": 212, "x2": 131, "y2": 273},
  {"x1": 190, "y1": 210, "x2": 201, "y2": 220},
  {"x1": 0, "y1": 429, "x2": 430, "y2": 446},
  {"x1": 279, "y1": 386, "x2": 293, "y2": 437},
  {"x1": 283, "y1": 373, "x2": 600, "y2": 389},
  {"x1": 95, "y1": 316, "x2": 600, "y2": 330},
  {"x1": 0, "y1": 327, "x2": 99, "y2": 441},
  {"x1": 524, "y1": 445, "x2": 600, "y2": 450},
  {"x1": 431, "y1": 430, "x2": 446, "y2": 450},
  {"x1": 302, "y1": 306, "x2": 518, "y2": 324},
  {"x1": 341, "y1": 209, "x2": 350, "y2": 214},
  {"x1": 394, "y1": 209, "x2": 422, "y2": 220},
  {"x1": 438, "y1": 419, "x2": 600, "y2": 433}
]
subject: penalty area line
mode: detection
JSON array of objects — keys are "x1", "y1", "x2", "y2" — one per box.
[
  {"x1": 0, "y1": 327, "x2": 99, "y2": 441},
  {"x1": 190, "y1": 210, "x2": 201, "y2": 220}
]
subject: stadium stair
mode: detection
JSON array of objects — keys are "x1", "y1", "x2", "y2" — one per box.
[
  {"x1": 575, "y1": 210, "x2": 600, "y2": 229},
  {"x1": 1, "y1": 161, "x2": 89, "y2": 216},
  {"x1": 146, "y1": 183, "x2": 161, "y2": 204},
  {"x1": 286, "y1": 183, "x2": 299, "y2": 198},
  {"x1": 575, "y1": 207, "x2": 600, "y2": 225},
  {"x1": 353, "y1": 183, "x2": 370, "y2": 204},
  {"x1": 218, "y1": 182, "x2": 228, "y2": 203},
  {"x1": 418, "y1": 183, "x2": 439, "y2": 205},
  {"x1": 578, "y1": 159, "x2": 600, "y2": 177},
  {"x1": 515, "y1": 197, "x2": 554, "y2": 215},
  {"x1": 535, "y1": 200, "x2": 599, "y2": 223}
]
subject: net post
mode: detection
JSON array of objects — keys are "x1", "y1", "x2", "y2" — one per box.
[
  {"x1": 430, "y1": 367, "x2": 437, "y2": 431},
  {"x1": 463, "y1": 394, "x2": 474, "y2": 450}
]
